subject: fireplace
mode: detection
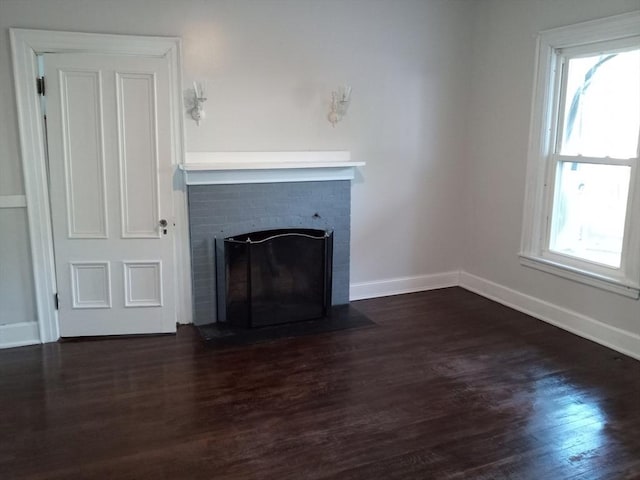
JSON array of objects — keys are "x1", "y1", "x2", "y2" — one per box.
[
  {"x1": 183, "y1": 151, "x2": 364, "y2": 326},
  {"x1": 219, "y1": 228, "x2": 333, "y2": 328},
  {"x1": 183, "y1": 151, "x2": 370, "y2": 344}
]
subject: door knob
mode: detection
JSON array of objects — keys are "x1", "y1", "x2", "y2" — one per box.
[{"x1": 159, "y1": 219, "x2": 168, "y2": 235}]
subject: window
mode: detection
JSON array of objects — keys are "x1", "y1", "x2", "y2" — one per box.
[{"x1": 521, "y1": 12, "x2": 640, "y2": 298}]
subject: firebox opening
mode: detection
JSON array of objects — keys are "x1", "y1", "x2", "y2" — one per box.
[{"x1": 218, "y1": 228, "x2": 333, "y2": 328}]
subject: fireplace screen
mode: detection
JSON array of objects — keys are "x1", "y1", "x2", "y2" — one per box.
[{"x1": 221, "y1": 229, "x2": 333, "y2": 328}]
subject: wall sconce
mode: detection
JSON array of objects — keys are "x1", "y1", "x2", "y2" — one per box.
[
  {"x1": 190, "y1": 81, "x2": 207, "y2": 126},
  {"x1": 328, "y1": 85, "x2": 352, "y2": 127}
]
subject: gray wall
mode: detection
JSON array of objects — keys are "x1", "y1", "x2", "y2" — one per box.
[
  {"x1": 188, "y1": 181, "x2": 351, "y2": 325},
  {"x1": 0, "y1": 208, "x2": 36, "y2": 326}
]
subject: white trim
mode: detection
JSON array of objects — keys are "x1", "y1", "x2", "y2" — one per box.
[
  {"x1": 459, "y1": 271, "x2": 640, "y2": 361},
  {"x1": 554, "y1": 154, "x2": 634, "y2": 167},
  {"x1": 10, "y1": 28, "x2": 189, "y2": 342},
  {"x1": 520, "y1": 12, "x2": 640, "y2": 298},
  {"x1": 0, "y1": 195, "x2": 27, "y2": 208},
  {"x1": 539, "y1": 11, "x2": 640, "y2": 47},
  {"x1": 185, "y1": 150, "x2": 357, "y2": 165},
  {"x1": 173, "y1": 179, "x2": 191, "y2": 324},
  {"x1": 349, "y1": 272, "x2": 460, "y2": 301},
  {"x1": 182, "y1": 166, "x2": 360, "y2": 185},
  {"x1": 11, "y1": 29, "x2": 59, "y2": 343},
  {"x1": 0, "y1": 322, "x2": 40, "y2": 349},
  {"x1": 520, "y1": 254, "x2": 639, "y2": 299},
  {"x1": 181, "y1": 151, "x2": 364, "y2": 185}
]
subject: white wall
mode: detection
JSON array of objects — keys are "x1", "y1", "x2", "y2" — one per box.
[
  {"x1": 463, "y1": 0, "x2": 640, "y2": 339},
  {"x1": 0, "y1": 0, "x2": 474, "y2": 335}
]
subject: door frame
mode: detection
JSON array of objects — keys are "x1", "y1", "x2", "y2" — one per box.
[{"x1": 10, "y1": 28, "x2": 192, "y2": 342}]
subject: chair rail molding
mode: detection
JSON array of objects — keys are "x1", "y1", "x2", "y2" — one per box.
[{"x1": 0, "y1": 195, "x2": 27, "y2": 208}]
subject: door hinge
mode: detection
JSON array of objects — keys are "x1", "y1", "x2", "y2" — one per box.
[
  {"x1": 54, "y1": 293, "x2": 59, "y2": 310},
  {"x1": 36, "y1": 76, "x2": 46, "y2": 96}
]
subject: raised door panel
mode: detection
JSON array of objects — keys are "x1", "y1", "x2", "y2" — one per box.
[
  {"x1": 70, "y1": 262, "x2": 112, "y2": 309},
  {"x1": 123, "y1": 261, "x2": 163, "y2": 307},
  {"x1": 60, "y1": 70, "x2": 108, "y2": 238},
  {"x1": 116, "y1": 73, "x2": 160, "y2": 239}
]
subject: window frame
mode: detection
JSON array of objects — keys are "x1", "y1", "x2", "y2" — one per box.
[{"x1": 520, "y1": 11, "x2": 640, "y2": 299}]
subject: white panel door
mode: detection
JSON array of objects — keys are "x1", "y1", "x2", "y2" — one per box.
[{"x1": 45, "y1": 53, "x2": 176, "y2": 337}]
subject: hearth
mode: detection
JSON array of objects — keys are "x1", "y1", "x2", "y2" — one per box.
[{"x1": 219, "y1": 228, "x2": 333, "y2": 328}]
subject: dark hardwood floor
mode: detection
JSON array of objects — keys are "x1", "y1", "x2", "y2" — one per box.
[{"x1": 1, "y1": 287, "x2": 639, "y2": 479}]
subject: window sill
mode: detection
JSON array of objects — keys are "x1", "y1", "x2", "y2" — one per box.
[{"x1": 519, "y1": 254, "x2": 640, "y2": 299}]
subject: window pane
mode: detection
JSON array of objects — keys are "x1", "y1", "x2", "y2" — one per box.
[
  {"x1": 560, "y1": 49, "x2": 640, "y2": 159},
  {"x1": 549, "y1": 162, "x2": 630, "y2": 267}
]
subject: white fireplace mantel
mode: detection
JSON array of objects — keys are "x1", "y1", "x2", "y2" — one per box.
[{"x1": 180, "y1": 151, "x2": 364, "y2": 185}]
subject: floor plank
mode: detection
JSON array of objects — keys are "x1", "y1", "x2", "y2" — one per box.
[{"x1": 1, "y1": 287, "x2": 639, "y2": 479}]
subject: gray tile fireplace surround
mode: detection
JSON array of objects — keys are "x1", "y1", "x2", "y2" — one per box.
[{"x1": 188, "y1": 181, "x2": 351, "y2": 326}]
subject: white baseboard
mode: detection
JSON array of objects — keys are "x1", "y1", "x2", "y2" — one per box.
[
  {"x1": 0, "y1": 322, "x2": 40, "y2": 349},
  {"x1": 349, "y1": 271, "x2": 460, "y2": 301},
  {"x1": 459, "y1": 271, "x2": 640, "y2": 361}
]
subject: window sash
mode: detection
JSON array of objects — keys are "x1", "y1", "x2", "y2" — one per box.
[
  {"x1": 557, "y1": 35, "x2": 640, "y2": 59},
  {"x1": 554, "y1": 46, "x2": 640, "y2": 161},
  {"x1": 552, "y1": 154, "x2": 635, "y2": 167},
  {"x1": 542, "y1": 36, "x2": 640, "y2": 275},
  {"x1": 543, "y1": 156, "x2": 637, "y2": 276}
]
